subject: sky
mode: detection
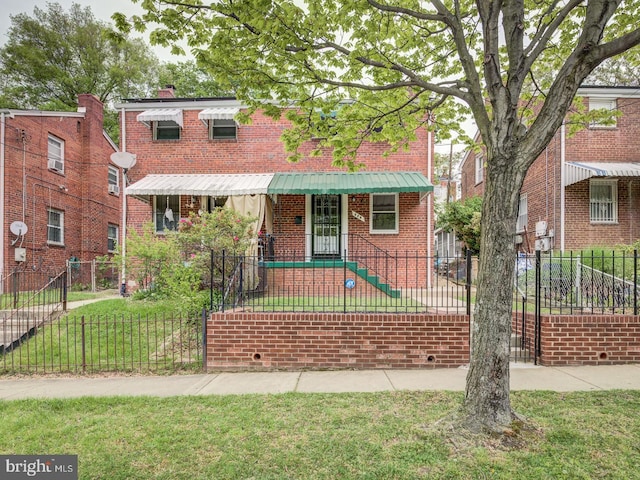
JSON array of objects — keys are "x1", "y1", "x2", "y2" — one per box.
[
  {"x1": 0, "y1": 0, "x2": 180, "y2": 62},
  {"x1": 0, "y1": 0, "x2": 475, "y2": 152}
]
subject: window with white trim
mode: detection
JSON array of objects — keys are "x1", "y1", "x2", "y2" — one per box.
[
  {"x1": 370, "y1": 193, "x2": 398, "y2": 234},
  {"x1": 47, "y1": 208, "x2": 64, "y2": 245},
  {"x1": 108, "y1": 165, "x2": 119, "y2": 195},
  {"x1": 108, "y1": 224, "x2": 119, "y2": 252},
  {"x1": 154, "y1": 196, "x2": 180, "y2": 232},
  {"x1": 589, "y1": 98, "x2": 617, "y2": 128},
  {"x1": 475, "y1": 154, "x2": 484, "y2": 184},
  {"x1": 209, "y1": 119, "x2": 237, "y2": 139},
  {"x1": 516, "y1": 194, "x2": 528, "y2": 233},
  {"x1": 48, "y1": 135, "x2": 64, "y2": 172},
  {"x1": 153, "y1": 121, "x2": 180, "y2": 140},
  {"x1": 590, "y1": 179, "x2": 617, "y2": 223}
]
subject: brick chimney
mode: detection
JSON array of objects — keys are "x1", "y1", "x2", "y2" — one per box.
[{"x1": 158, "y1": 84, "x2": 176, "y2": 98}]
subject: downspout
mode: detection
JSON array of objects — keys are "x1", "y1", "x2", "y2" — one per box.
[
  {"x1": 120, "y1": 107, "x2": 128, "y2": 295},
  {"x1": 426, "y1": 127, "x2": 433, "y2": 287},
  {"x1": 0, "y1": 112, "x2": 6, "y2": 284},
  {"x1": 560, "y1": 122, "x2": 566, "y2": 252}
]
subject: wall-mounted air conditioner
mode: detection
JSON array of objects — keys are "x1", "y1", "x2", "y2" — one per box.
[
  {"x1": 108, "y1": 184, "x2": 120, "y2": 195},
  {"x1": 48, "y1": 159, "x2": 63, "y2": 172}
]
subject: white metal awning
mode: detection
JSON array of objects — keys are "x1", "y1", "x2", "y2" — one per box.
[
  {"x1": 136, "y1": 109, "x2": 184, "y2": 128},
  {"x1": 564, "y1": 161, "x2": 640, "y2": 186},
  {"x1": 126, "y1": 173, "x2": 274, "y2": 199},
  {"x1": 198, "y1": 107, "x2": 240, "y2": 123}
]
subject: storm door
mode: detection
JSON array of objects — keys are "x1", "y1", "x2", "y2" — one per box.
[{"x1": 312, "y1": 194, "x2": 341, "y2": 257}]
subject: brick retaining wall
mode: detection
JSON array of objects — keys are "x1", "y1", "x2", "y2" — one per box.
[
  {"x1": 207, "y1": 312, "x2": 469, "y2": 370},
  {"x1": 513, "y1": 312, "x2": 640, "y2": 365}
]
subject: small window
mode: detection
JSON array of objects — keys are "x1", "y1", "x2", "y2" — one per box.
[
  {"x1": 210, "y1": 119, "x2": 237, "y2": 139},
  {"x1": 590, "y1": 179, "x2": 617, "y2": 223},
  {"x1": 370, "y1": 193, "x2": 398, "y2": 234},
  {"x1": 154, "y1": 196, "x2": 180, "y2": 233},
  {"x1": 153, "y1": 121, "x2": 180, "y2": 140},
  {"x1": 47, "y1": 208, "x2": 64, "y2": 245},
  {"x1": 108, "y1": 224, "x2": 119, "y2": 252},
  {"x1": 589, "y1": 98, "x2": 617, "y2": 128},
  {"x1": 108, "y1": 165, "x2": 119, "y2": 195},
  {"x1": 48, "y1": 135, "x2": 64, "y2": 173},
  {"x1": 516, "y1": 194, "x2": 528, "y2": 233},
  {"x1": 475, "y1": 154, "x2": 484, "y2": 184}
]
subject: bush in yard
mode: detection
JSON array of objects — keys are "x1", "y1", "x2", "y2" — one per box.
[
  {"x1": 176, "y1": 209, "x2": 257, "y2": 291},
  {"x1": 119, "y1": 211, "x2": 256, "y2": 313}
]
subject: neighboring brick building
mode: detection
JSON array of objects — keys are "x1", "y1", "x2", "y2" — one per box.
[
  {"x1": 460, "y1": 86, "x2": 640, "y2": 252},
  {"x1": 116, "y1": 88, "x2": 435, "y2": 290},
  {"x1": 0, "y1": 94, "x2": 121, "y2": 278}
]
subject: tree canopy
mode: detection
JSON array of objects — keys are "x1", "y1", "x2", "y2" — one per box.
[
  {"x1": 115, "y1": 0, "x2": 640, "y2": 434},
  {"x1": 0, "y1": 2, "x2": 161, "y2": 139}
]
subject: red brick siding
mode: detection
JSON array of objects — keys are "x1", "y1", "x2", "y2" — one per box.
[
  {"x1": 206, "y1": 312, "x2": 470, "y2": 370},
  {"x1": 512, "y1": 312, "x2": 640, "y2": 366},
  {"x1": 2, "y1": 95, "x2": 120, "y2": 275},
  {"x1": 462, "y1": 95, "x2": 640, "y2": 251}
]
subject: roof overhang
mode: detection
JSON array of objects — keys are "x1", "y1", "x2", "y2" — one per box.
[
  {"x1": 564, "y1": 162, "x2": 640, "y2": 186},
  {"x1": 136, "y1": 109, "x2": 183, "y2": 128},
  {"x1": 126, "y1": 174, "x2": 274, "y2": 200},
  {"x1": 267, "y1": 172, "x2": 434, "y2": 194},
  {"x1": 198, "y1": 107, "x2": 240, "y2": 126}
]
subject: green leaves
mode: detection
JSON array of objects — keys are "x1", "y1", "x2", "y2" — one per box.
[
  {"x1": 437, "y1": 196, "x2": 483, "y2": 254},
  {"x1": 0, "y1": 3, "x2": 160, "y2": 140}
]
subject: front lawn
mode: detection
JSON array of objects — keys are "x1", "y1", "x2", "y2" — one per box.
[{"x1": 0, "y1": 391, "x2": 638, "y2": 479}]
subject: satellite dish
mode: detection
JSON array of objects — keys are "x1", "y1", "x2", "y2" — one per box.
[
  {"x1": 10, "y1": 221, "x2": 28, "y2": 236},
  {"x1": 110, "y1": 151, "x2": 137, "y2": 169}
]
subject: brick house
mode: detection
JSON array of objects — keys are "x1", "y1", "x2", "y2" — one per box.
[
  {"x1": 460, "y1": 86, "x2": 640, "y2": 252},
  {"x1": 116, "y1": 87, "x2": 435, "y2": 293},
  {"x1": 0, "y1": 94, "x2": 122, "y2": 279}
]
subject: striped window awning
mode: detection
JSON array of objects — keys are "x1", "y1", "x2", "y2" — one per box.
[
  {"x1": 136, "y1": 109, "x2": 183, "y2": 128},
  {"x1": 198, "y1": 107, "x2": 240, "y2": 125},
  {"x1": 126, "y1": 174, "x2": 274, "y2": 200},
  {"x1": 564, "y1": 162, "x2": 640, "y2": 186}
]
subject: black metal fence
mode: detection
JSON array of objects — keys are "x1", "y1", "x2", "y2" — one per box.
[
  {"x1": 213, "y1": 250, "x2": 472, "y2": 314},
  {"x1": 67, "y1": 259, "x2": 120, "y2": 292},
  {"x1": 514, "y1": 250, "x2": 639, "y2": 315},
  {"x1": 1, "y1": 310, "x2": 205, "y2": 374}
]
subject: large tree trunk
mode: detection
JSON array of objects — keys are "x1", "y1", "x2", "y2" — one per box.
[{"x1": 462, "y1": 155, "x2": 524, "y2": 433}]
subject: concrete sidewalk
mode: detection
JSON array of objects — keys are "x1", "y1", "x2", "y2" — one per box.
[{"x1": 1, "y1": 363, "x2": 639, "y2": 400}]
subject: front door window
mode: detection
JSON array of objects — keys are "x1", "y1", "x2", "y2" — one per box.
[{"x1": 312, "y1": 195, "x2": 341, "y2": 257}]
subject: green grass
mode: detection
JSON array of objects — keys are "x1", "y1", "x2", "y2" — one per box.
[
  {"x1": 0, "y1": 391, "x2": 638, "y2": 479},
  {"x1": 2, "y1": 298, "x2": 202, "y2": 374}
]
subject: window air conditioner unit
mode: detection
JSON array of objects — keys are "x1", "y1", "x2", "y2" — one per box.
[
  {"x1": 48, "y1": 159, "x2": 63, "y2": 172},
  {"x1": 108, "y1": 184, "x2": 120, "y2": 195}
]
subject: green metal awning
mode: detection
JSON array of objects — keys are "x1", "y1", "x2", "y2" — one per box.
[{"x1": 267, "y1": 172, "x2": 433, "y2": 194}]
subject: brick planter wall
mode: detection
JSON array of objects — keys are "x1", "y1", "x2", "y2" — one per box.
[
  {"x1": 513, "y1": 312, "x2": 640, "y2": 366},
  {"x1": 207, "y1": 312, "x2": 469, "y2": 370}
]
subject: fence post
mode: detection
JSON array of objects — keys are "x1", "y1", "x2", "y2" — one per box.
[
  {"x1": 91, "y1": 259, "x2": 96, "y2": 292},
  {"x1": 62, "y1": 271, "x2": 67, "y2": 311},
  {"x1": 221, "y1": 250, "x2": 226, "y2": 313},
  {"x1": 635, "y1": 249, "x2": 638, "y2": 316},
  {"x1": 210, "y1": 249, "x2": 214, "y2": 312},
  {"x1": 534, "y1": 250, "x2": 541, "y2": 365},
  {"x1": 465, "y1": 250, "x2": 472, "y2": 317},
  {"x1": 81, "y1": 315, "x2": 86, "y2": 374},
  {"x1": 201, "y1": 307, "x2": 208, "y2": 371}
]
